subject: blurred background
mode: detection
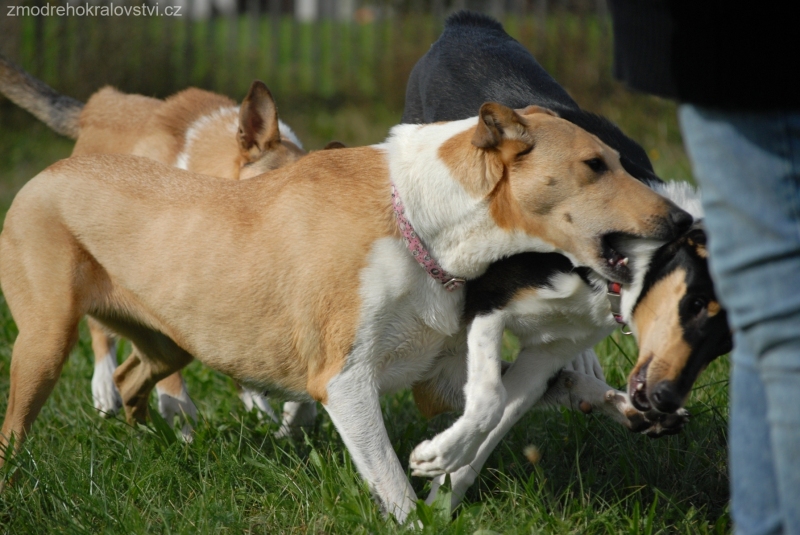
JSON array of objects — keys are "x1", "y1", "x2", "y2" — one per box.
[{"x1": 0, "y1": 0, "x2": 691, "y2": 209}]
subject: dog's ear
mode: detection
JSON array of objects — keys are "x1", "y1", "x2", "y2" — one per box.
[
  {"x1": 238, "y1": 80, "x2": 280, "y2": 160},
  {"x1": 472, "y1": 103, "x2": 533, "y2": 150},
  {"x1": 515, "y1": 105, "x2": 559, "y2": 118},
  {"x1": 323, "y1": 140, "x2": 346, "y2": 150}
]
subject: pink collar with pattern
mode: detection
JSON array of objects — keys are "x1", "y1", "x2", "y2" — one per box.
[{"x1": 391, "y1": 184, "x2": 465, "y2": 292}]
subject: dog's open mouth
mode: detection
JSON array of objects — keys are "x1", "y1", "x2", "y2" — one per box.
[
  {"x1": 600, "y1": 233, "x2": 633, "y2": 283},
  {"x1": 629, "y1": 358, "x2": 652, "y2": 411}
]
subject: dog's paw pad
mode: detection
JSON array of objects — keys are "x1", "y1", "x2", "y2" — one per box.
[
  {"x1": 409, "y1": 439, "x2": 452, "y2": 477},
  {"x1": 641, "y1": 407, "x2": 691, "y2": 438}
]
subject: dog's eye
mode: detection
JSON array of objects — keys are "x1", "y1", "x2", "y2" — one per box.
[
  {"x1": 687, "y1": 296, "x2": 707, "y2": 316},
  {"x1": 584, "y1": 158, "x2": 607, "y2": 173},
  {"x1": 517, "y1": 145, "x2": 534, "y2": 158}
]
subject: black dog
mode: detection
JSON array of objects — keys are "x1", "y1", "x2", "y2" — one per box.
[{"x1": 403, "y1": 11, "x2": 659, "y2": 186}]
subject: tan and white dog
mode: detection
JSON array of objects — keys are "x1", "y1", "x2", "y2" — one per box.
[
  {"x1": 77, "y1": 82, "x2": 307, "y2": 438},
  {"x1": 0, "y1": 103, "x2": 690, "y2": 521},
  {"x1": 1, "y1": 54, "x2": 311, "y2": 437}
]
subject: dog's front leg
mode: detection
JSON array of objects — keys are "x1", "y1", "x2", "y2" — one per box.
[
  {"x1": 409, "y1": 313, "x2": 507, "y2": 477},
  {"x1": 425, "y1": 345, "x2": 567, "y2": 509},
  {"x1": 537, "y1": 371, "x2": 690, "y2": 437},
  {"x1": 324, "y1": 365, "x2": 417, "y2": 524}
]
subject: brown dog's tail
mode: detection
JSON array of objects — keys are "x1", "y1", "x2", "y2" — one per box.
[{"x1": 0, "y1": 54, "x2": 83, "y2": 139}]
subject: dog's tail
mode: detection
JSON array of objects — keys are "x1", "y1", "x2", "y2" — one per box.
[{"x1": 0, "y1": 54, "x2": 83, "y2": 139}]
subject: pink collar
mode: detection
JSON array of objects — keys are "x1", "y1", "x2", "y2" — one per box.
[{"x1": 391, "y1": 184, "x2": 465, "y2": 291}]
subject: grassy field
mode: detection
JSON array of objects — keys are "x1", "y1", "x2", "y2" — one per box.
[{"x1": 0, "y1": 11, "x2": 727, "y2": 531}]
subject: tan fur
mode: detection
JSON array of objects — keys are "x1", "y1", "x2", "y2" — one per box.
[
  {"x1": 0, "y1": 147, "x2": 393, "y2": 452},
  {"x1": 691, "y1": 240, "x2": 709, "y2": 259},
  {"x1": 630, "y1": 269, "x2": 693, "y2": 389},
  {"x1": 441, "y1": 107, "x2": 679, "y2": 273},
  {"x1": 154, "y1": 367, "x2": 186, "y2": 397},
  {"x1": 413, "y1": 380, "x2": 458, "y2": 418},
  {"x1": 73, "y1": 87, "x2": 164, "y2": 156},
  {"x1": 67, "y1": 81, "x2": 306, "y2": 407}
]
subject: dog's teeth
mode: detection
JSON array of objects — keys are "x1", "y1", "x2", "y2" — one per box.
[
  {"x1": 619, "y1": 257, "x2": 629, "y2": 266},
  {"x1": 636, "y1": 382, "x2": 644, "y2": 391}
]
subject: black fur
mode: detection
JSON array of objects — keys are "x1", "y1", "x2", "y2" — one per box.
[
  {"x1": 464, "y1": 253, "x2": 594, "y2": 321},
  {"x1": 402, "y1": 11, "x2": 660, "y2": 186}
]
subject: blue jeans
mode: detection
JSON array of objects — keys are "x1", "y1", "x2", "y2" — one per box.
[{"x1": 679, "y1": 105, "x2": 800, "y2": 535}]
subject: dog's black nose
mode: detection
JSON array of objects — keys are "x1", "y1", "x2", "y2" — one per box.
[
  {"x1": 670, "y1": 208, "x2": 693, "y2": 235},
  {"x1": 650, "y1": 380, "x2": 683, "y2": 414}
]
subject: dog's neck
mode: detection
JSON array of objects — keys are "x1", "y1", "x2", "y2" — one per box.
[
  {"x1": 390, "y1": 183, "x2": 465, "y2": 291},
  {"x1": 383, "y1": 120, "x2": 558, "y2": 280}
]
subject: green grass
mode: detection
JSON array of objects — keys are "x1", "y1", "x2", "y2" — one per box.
[{"x1": 0, "y1": 293, "x2": 731, "y2": 534}]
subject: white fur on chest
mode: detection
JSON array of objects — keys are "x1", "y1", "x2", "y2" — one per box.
[{"x1": 353, "y1": 237, "x2": 466, "y2": 395}]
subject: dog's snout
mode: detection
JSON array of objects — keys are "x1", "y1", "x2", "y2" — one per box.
[
  {"x1": 670, "y1": 208, "x2": 693, "y2": 235},
  {"x1": 650, "y1": 380, "x2": 683, "y2": 414}
]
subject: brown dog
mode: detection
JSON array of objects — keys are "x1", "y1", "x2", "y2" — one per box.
[{"x1": 2, "y1": 54, "x2": 307, "y2": 436}]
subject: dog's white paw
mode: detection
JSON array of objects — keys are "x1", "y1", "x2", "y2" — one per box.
[
  {"x1": 409, "y1": 435, "x2": 477, "y2": 477},
  {"x1": 157, "y1": 383, "x2": 198, "y2": 442},
  {"x1": 239, "y1": 388, "x2": 279, "y2": 423},
  {"x1": 274, "y1": 401, "x2": 317, "y2": 439},
  {"x1": 92, "y1": 353, "x2": 122, "y2": 417}
]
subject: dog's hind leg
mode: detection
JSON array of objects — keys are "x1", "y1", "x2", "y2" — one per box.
[
  {"x1": 0, "y1": 217, "x2": 89, "y2": 473},
  {"x1": 0, "y1": 320, "x2": 81, "y2": 470},
  {"x1": 109, "y1": 328, "x2": 194, "y2": 426},
  {"x1": 155, "y1": 371, "x2": 197, "y2": 442},
  {"x1": 88, "y1": 317, "x2": 123, "y2": 416},
  {"x1": 323, "y1": 364, "x2": 417, "y2": 524},
  {"x1": 238, "y1": 385, "x2": 279, "y2": 423}
]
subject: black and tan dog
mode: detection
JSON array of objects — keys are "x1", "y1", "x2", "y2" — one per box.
[{"x1": 401, "y1": 12, "x2": 732, "y2": 506}]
